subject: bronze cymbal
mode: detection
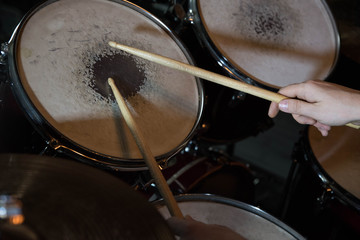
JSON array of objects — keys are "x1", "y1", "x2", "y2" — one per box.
[{"x1": 0, "y1": 154, "x2": 174, "y2": 240}]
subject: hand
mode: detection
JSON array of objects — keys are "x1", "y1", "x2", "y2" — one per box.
[
  {"x1": 166, "y1": 216, "x2": 246, "y2": 240},
  {"x1": 268, "y1": 80, "x2": 360, "y2": 136}
]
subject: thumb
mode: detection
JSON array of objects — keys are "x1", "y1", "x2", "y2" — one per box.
[{"x1": 278, "y1": 99, "x2": 312, "y2": 116}]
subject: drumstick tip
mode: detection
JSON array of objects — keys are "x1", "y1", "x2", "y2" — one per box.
[
  {"x1": 108, "y1": 41, "x2": 117, "y2": 47},
  {"x1": 109, "y1": 41, "x2": 128, "y2": 53},
  {"x1": 108, "y1": 77, "x2": 114, "y2": 85}
]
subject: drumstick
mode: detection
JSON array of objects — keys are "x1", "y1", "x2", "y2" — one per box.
[
  {"x1": 108, "y1": 77, "x2": 183, "y2": 218},
  {"x1": 108, "y1": 41, "x2": 286, "y2": 103},
  {"x1": 108, "y1": 41, "x2": 360, "y2": 130}
]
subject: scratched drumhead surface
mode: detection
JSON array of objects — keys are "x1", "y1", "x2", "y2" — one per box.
[
  {"x1": 16, "y1": 0, "x2": 200, "y2": 160},
  {"x1": 309, "y1": 126, "x2": 360, "y2": 199},
  {"x1": 157, "y1": 200, "x2": 301, "y2": 240},
  {"x1": 197, "y1": 0, "x2": 338, "y2": 88}
]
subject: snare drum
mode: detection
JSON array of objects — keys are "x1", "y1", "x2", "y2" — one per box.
[
  {"x1": 5, "y1": 0, "x2": 203, "y2": 170},
  {"x1": 188, "y1": 0, "x2": 339, "y2": 89},
  {"x1": 283, "y1": 126, "x2": 360, "y2": 239},
  {"x1": 155, "y1": 194, "x2": 305, "y2": 240}
]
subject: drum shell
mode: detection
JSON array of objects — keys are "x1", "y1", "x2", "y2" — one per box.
[
  {"x1": 282, "y1": 127, "x2": 360, "y2": 239},
  {"x1": 5, "y1": 0, "x2": 204, "y2": 171},
  {"x1": 163, "y1": 152, "x2": 255, "y2": 203},
  {"x1": 139, "y1": 151, "x2": 255, "y2": 204}
]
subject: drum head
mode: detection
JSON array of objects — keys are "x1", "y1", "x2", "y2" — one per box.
[
  {"x1": 308, "y1": 126, "x2": 360, "y2": 200},
  {"x1": 12, "y1": 0, "x2": 203, "y2": 165},
  {"x1": 194, "y1": 0, "x2": 339, "y2": 89},
  {"x1": 155, "y1": 194, "x2": 305, "y2": 240}
]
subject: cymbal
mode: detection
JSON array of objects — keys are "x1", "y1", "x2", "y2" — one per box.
[{"x1": 0, "y1": 154, "x2": 175, "y2": 240}]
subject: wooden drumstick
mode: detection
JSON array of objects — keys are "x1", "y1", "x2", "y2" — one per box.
[
  {"x1": 109, "y1": 41, "x2": 287, "y2": 103},
  {"x1": 108, "y1": 77, "x2": 183, "y2": 218},
  {"x1": 108, "y1": 41, "x2": 360, "y2": 130}
]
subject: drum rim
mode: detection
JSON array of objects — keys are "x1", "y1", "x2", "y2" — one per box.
[
  {"x1": 154, "y1": 193, "x2": 306, "y2": 240},
  {"x1": 303, "y1": 126, "x2": 360, "y2": 212},
  {"x1": 6, "y1": 0, "x2": 204, "y2": 170},
  {"x1": 188, "y1": 0, "x2": 340, "y2": 91}
]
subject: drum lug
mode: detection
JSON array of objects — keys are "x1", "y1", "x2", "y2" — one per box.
[
  {"x1": 185, "y1": 9, "x2": 195, "y2": 25},
  {"x1": 316, "y1": 187, "x2": 334, "y2": 209},
  {"x1": 172, "y1": 3, "x2": 186, "y2": 21},
  {"x1": 182, "y1": 140, "x2": 200, "y2": 156},
  {"x1": 48, "y1": 138, "x2": 61, "y2": 150},
  {"x1": 0, "y1": 43, "x2": 9, "y2": 84},
  {"x1": 0, "y1": 43, "x2": 8, "y2": 66},
  {"x1": 157, "y1": 159, "x2": 168, "y2": 170}
]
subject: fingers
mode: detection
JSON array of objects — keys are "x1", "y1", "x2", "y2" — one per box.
[
  {"x1": 278, "y1": 99, "x2": 310, "y2": 115},
  {"x1": 293, "y1": 114, "x2": 331, "y2": 136},
  {"x1": 268, "y1": 101, "x2": 280, "y2": 118},
  {"x1": 277, "y1": 80, "x2": 321, "y2": 101},
  {"x1": 268, "y1": 82, "x2": 315, "y2": 119},
  {"x1": 269, "y1": 98, "x2": 316, "y2": 121},
  {"x1": 292, "y1": 114, "x2": 316, "y2": 125},
  {"x1": 314, "y1": 122, "x2": 331, "y2": 137}
]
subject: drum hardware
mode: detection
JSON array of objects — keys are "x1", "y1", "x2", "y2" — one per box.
[
  {"x1": 0, "y1": 43, "x2": 8, "y2": 66},
  {"x1": 315, "y1": 187, "x2": 335, "y2": 212}
]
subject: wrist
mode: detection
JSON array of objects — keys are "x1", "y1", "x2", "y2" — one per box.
[{"x1": 348, "y1": 90, "x2": 360, "y2": 124}]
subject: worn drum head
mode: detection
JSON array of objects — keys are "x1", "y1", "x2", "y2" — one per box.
[
  {"x1": 13, "y1": 0, "x2": 202, "y2": 166},
  {"x1": 194, "y1": 0, "x2": 339, "y2": 89},
  {"x1": 308, "y1": 126, "x2": 360, "y2": 200}
]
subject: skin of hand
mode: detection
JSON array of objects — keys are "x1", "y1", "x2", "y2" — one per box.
[
  {"x1": 166, "y1": 216, "x2": 246, "y2": 240},
  {"x1": 268, "y1": 80, "x2": 360, "y2": 136}
]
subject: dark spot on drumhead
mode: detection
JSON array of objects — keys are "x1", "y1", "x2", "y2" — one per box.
[
  {"x1": 235, "y1": 0, "x2": 302, "y2": 47},
  {"x1": 252, "y1": 12, "x2": 285, "y2": 38},
  {"x1": 90, "y1": 53, "x2": 145, "y2": 100}
]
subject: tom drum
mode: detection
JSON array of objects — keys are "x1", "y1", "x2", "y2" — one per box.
[
  {"x1": 188, "y1": 0, "x2": 339, "y2": 89},
  {"x1": 185, "y1": 0, "x2": 340, "y2": 142},
  {"x1": 4, "y1": 0, "x2": 204, "y2": 170},
  {"x1": 283, "y1": 126, "x2": 360, "y2": 239}
]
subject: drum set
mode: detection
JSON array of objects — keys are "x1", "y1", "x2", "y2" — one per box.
[{"x1": 0, "y1": 0, "x2": 358, "y2": 239}]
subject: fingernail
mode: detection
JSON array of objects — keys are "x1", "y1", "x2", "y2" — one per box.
[{"x1": 279, "y1": 100, "x2": 288, "y2": 111}]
